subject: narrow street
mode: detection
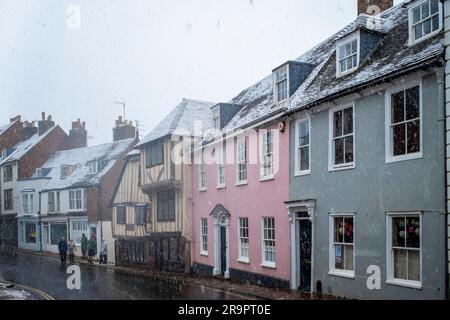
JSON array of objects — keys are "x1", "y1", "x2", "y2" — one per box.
[{"x1": 0, "y1": 253, "x2": 247, "y2": 300}]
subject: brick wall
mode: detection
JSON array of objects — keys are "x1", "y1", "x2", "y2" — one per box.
[
  {"x1": 0, "y1": 120, "x2": 23, "y2": 152},
  {"x1": 18, "y1": 126, "x2": 68, "y2": 179}
]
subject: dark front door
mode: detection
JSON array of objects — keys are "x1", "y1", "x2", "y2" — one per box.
[
  {"x1": 299, "y1": 219, "x2": 312, "y2": 292},
  {"x1": 220, "y1": 226, "x2": 227, "y2": 274}
]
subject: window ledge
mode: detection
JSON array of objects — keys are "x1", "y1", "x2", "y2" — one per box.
[
  {"x1": 198, "y1": 188, "x2": 207, "y2": 193},
  {"x1": 237, "y1": 258, "x2": 250, "y2": 264},
  {"x1": 260, "y1": 176, "x2": 274, "y2": 182},
  {"x1": 328, "y1": 270, "x2": 355, "y2": 279},
  {"x1": 295, "y1": 171, "x2": 311, "y2": 177},
  {"x1": 260, "y1": 262, "x2": 276, "y2": 269},
  {"x1": 216, "y1": 185, "x2": 226, "y2": 190},
  {"x1": 386, "y1": 279, "x2": 422, "y2": 290},
  {"x1": 386, "y1": 153, "x2": 422, "y2": 164},
  {"x1": 200, "y1": 252, "x2": 208, "y2": 257},
  {"x1": 235, "y1": 181, "x2": 248, "y2": 187},
  {"x1": 328, "y1": 164, "x2": 355, "y2": 172}
]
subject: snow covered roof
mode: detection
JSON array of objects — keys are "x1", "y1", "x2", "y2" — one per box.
[
  {"x1": 136, "y1": 99, "x2": 215, "y2": 147},
  {"x1": 37, "y1": 138, "x2": 134, "y2": 191},
  {"x1": 0, "y1": 121, "x2": 15, "y2": 135},
  {"x1": 0, "y1": 126, "x2": 59, "y2": 166},
  {"x1": 220, "y1": 1, "x2": 443, "y2": 132}
]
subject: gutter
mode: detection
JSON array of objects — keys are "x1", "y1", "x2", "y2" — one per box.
[{"x1": 38, "y1": 191, "x2": 42, "y2": 252}]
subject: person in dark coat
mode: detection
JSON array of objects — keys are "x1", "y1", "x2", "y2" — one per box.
[
  {"x1": 80, "y1": 234, "x2": 88, "y2": 259},
  {"x1": 58, "y1": 237, "x2": 68, "y2": 266},
  {"x1": 87, "y1": 237, "x2": 97, "y2": 264}
]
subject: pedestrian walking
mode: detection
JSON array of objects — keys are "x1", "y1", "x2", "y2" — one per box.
[
  {"x1": 81, "y1": 234, "x2": 88, "y2": 259},
  {"x1": 100, "y1": 239, "x2": 108, "y2": 264},
  {"x1": 68, "y1": 239, "x2": 77, "y2": 265},
  {"x1": 58, "y1": 237, "x2": 68, "y2": 267},
  {"x1": 87, "y1": 236, "x2": 97, "y2": 264}
]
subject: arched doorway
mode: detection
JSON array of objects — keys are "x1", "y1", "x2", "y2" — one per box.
[{"x1": 210, "y1": 204, "x2": 230, "y2": 279}]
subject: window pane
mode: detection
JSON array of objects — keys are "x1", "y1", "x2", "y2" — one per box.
[
  {"x1": 299, "y1": 121, "x2": 309, "y2": 146},
  {"x1": 334, "y1": 138, "x2": 344, "y2": 165},
  {"x1": 335, "y1": 244, "x2": 343, "y2": 269},
  {"x1": 392, "y1": 217, "x2": 405, "y2": 247},
  {"x1": 432, "y1": 15, "x2": 439, "y2": 31},
  {"x1": 393, "y1": 124, "x2": 406, "y2": 156},
  {"x1": 408, "y1": 250, "x2": 420, "y2": 281},
  {"x1": 405, "y1": 86, "x2": 420, "y2": 120},
  {"x1": 394, "y1": 248, "x2": 407, "y2": 279},
  {"x1": 406, "y1": 216, "x2": 420, "y2": 248},
  {"x1": 412, "y1": 7, "x2": 421, "y2": 24},
  {"x1": 344, "y1": 136, "x2": 354, "y2": 163},
  {"x1": 343, "y1": 245, "x2": 354, "y2": 271},
  {"x1": 414, "y1": 24, "x2": 423, "y2": 40},
  {"x1": 430, "y1": 0, "x2": 439, "y2": 14},
  {"x1": 423, "y1": 18, "x2": 432, "y2": 35},
  {"x1": 333, "y1": 110, "x2": 342, "y2": 137},
  {"x1": 407, "y1": 120, "x2": 420, "y2": 154},
  {"x1": 300, "y1": 147, "x2": 309, "y2": 171},
  {"x1": 391, "y1": 91, "x2": 405, "y2": 124},
  {"x1": 344, "y1": 217, "x2": 354, "y2": 244},
  {"x1": 421, "y1": 2, "x2": 430, "y2": 19},
  {"x1": 334, "y1": 217, "x2": 343, "y2": 243},
  {"x1": 343, "y1": 108, "x2": 353, "y2": 135}
]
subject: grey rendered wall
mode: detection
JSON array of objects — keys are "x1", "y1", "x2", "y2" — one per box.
[{"x1": 289, "y1": 73, "x2": 446, "y2": 299}]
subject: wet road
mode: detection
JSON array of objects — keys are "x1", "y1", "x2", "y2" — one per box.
[{"x1": 0, "y1": 253, "x2": 247, "y2": 300}]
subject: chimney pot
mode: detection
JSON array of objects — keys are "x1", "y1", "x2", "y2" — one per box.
[{"x1": 41, "y1": 112, "x2": 45, "y2": 121}]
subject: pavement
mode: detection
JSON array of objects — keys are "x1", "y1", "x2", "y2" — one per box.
[{"x1": 1, "y1": 249, "x2": 337, "y2": 300}]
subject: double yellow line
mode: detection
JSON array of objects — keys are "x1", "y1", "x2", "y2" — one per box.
[{"x1": 1, "y1": 280, "x2": 55, "y2": 300}]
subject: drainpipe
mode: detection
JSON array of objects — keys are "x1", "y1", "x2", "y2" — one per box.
[
  {"x1": 38, "y1": 191, "x2": 42, "y2": 252},
  {"x1": 443, "y1": 0, "x2": 450, "y2": 300}
]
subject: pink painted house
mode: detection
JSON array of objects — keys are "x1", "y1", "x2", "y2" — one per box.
[{"x1": 191, "y1": 74, "x2": 292, "y2": 288}]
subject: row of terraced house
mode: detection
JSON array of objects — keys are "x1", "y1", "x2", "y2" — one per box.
[{"x1": 1, "y1": 0, "x2": 450, "y2": 300}]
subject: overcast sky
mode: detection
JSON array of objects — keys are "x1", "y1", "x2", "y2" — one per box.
[{"x1": 0, "y1": 0, "x2": 402, "y2": 145}]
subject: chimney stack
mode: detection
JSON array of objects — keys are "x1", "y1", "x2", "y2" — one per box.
[
  {"x1": 357, "y1": 0, "x2": 393, "y2": 16},
  {"x1": 21, "y1": 121, "x2": 38, "y2": 141},
  {"x1": 113, "y1": 116, "x2": 136, "y2": 142},
  {"x1": 10, "y1": 115, "x2": 21, "y2": 123},
  {"x1": 38, "y1": 112, "x2": 55, "y2": 135},
  {"x1": 69, "y1": 118, "x2": 88, "y2": 149}
]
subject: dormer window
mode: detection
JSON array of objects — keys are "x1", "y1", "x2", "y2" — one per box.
[
  {"x1": 60, "y1": 165, "x2": 76, "y2": 178},
  {"x1": 274, "y1": 65, "x2": 288, "y2": 103},
  {"x1": 336, "y1": 33, "x2": 360, "y2": 77},
  {"x1": 408, "y1": 0, "x2": 442, "y2": 45},
  {"x1": 88, "y1": 160, "x2": 98, "y2": 174}
]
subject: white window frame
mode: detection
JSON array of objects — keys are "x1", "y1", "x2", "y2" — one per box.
[
  {"x1": 336, "y1": 32, "x2": 360, "y2": 78},
  {"x1": 236, "y1": 137, "x2": 248, "y2": 185},
  {"x1": 273, "y1": 64, "x2": 289, "y2": 103},
  {"x1": 48, "y1": 191, "x2": 61, "y2": 213},
  {"x1": 237, "y1": 217, "x2": 249, "y2": 263},
  {"x1": 328, "y1": 213, "x2": 356, "y2": 279},
  {"x1": 200, "y1": 218, "x2": 208, "y2": 256},
  {"x1": 408, "y1": 0, "x2": 443, "y2": 46},
  {"x1": 216, "y1": 145, "x2": 226, "y2": 188},
  {"x1": 70, "y1": 219, "x2": 88, "y2": 245},
  {"x1": 261, "y1": 217, "x2": 276, "y2": 269},
  {"x1": 69, "y1": 189, "x2": 86, "y2": 212},
  {"x1": 260, "y1": 130, "x2": 274, "y2": 180},
  {"x1": 199, "y1": 158, "x2": 207, "y2": 191},
  {"x1": 385, "y1": 80, "x2": 423, "y2": 163},
  {"x1": 386, "y1": 212, "x2": 423, "y2": 289},
  {"x1": 22, "y1": 193, "x2": 34, "y2": 215},
  {"x1": 295, "y1": 117, "x2": 311, "y2": 176},
  {"x1": 328, "y1": 104, "x2": 356, "y2": 171}
]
